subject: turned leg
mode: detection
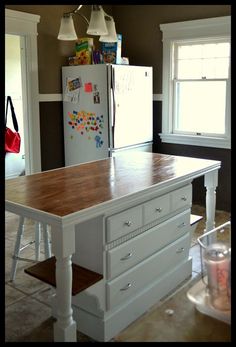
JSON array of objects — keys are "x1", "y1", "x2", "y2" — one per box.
[
  {"x1": 204, "y1": 170, "x2": 218, "y2": 245},
  {"x1": 42, "y1": 223, "x2": 51, "y2": 258},
  {"x1": 35, "y1": 222, "x2": 41, "y2": 261},
  {"x1": 51, "y1": 224, "x2": 77, "y2": 342}
]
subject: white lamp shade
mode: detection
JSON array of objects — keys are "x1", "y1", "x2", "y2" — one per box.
[
  {"x1": 58, "y1": 15, "x2": 77, "y2": 40},
  {"x1": 86, "y1": 9, "x2": 108, "y2": 36},
  {"x1": 99, "y1": 19, "x2": 118, "y2": 42}
]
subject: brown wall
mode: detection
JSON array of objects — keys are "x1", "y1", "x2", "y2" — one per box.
[
  {"x1": 6, "y1": 5, "x2": 112, "y2": 93},
  {"x1": 6, "y1": 4, "x2": 230, "y2": 94},
  {"x1": 6, "y1": 5, "x2": 231, "y2": 211},
  {"x1": 39, "y1": 102, "x2": 64, "y2": 170},
  {"x1": 112, "y1": 5, "x2": 231, "y2": 92}
]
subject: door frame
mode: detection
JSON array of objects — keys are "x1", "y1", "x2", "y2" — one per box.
[{"x1": 5, "y1": 8, "x2": 41, "y2": 174}]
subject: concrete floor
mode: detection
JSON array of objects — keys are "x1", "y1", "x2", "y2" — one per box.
[{"x1": 5, "y1": 207, "x2": 231, "y2": 342}]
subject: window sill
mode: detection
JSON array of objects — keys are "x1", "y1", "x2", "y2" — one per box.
[{"x1": 159, "y1": 133, "x2": 231, "y2": 149}]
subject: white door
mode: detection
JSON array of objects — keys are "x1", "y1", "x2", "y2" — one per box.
[{"x1": 5, "y1": 34, "x2": 26, "y2": 178}]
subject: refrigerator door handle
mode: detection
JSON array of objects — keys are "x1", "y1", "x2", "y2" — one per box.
[
  {"x1": 111, "y1": 66, "x2": 116, "y2": 130},
  {"x1": 109, "y1": 66, "x2": 116, "y2": 149}
]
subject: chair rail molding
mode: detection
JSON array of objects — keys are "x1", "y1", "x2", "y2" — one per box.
[{"x1": 38, "y1": 94, "x2": 163, "y2": 102}]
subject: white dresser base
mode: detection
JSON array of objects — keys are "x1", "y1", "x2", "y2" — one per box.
[{"x1": 72, "y1": 257, "x2": 192, "y2": 342}]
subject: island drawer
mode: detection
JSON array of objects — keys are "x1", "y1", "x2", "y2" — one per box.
[
  {"x1": 171, "y1": 185, "x2": 192, "y2": 212},
  {"x1": 143, "y1": 193, "x2": 170, "y2": 225},
  {"x1": 106, "y1": 232, "x2": 191, "y2": 310},
  {"x1": 106, "y1": 209, "x2": 190, "y2": 279},
  {"x1": 106, "y1": 205, "x2": 143, "y2": 243}
]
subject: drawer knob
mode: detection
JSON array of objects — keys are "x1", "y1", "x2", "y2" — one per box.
[
  {"x1": 178, "y1": 222, "x2": 186, "y2": 228},
  {"x1": 125, "y1": 221, "x2": 132, "y2": 227},
  {"x1": 156, "y1": 207, "x2": 162, "y2": 213},
  {"x1": 176, "y1": 247, "x2": 185, "y2": 253},
  {"x1": 120, "y1": 252, "x2": 133, "y2": 261},
  {"x1": 120, "y1": 283, "x2": 132, "y2": 291},
  {"x1": 181, "y1": 196, "x2": 187, "y2": 201}
]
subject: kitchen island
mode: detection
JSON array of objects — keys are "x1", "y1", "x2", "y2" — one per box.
[{"x1": 5, "y1": 152, "x2": 221, "y2": 342}]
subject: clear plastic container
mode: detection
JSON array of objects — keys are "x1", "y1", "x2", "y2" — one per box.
[
  {"x1": 187, "y1": 276, "x2": 231, "y2": 324},
  {"x1": 203, "y1": 242, "x2": 231, "y2": 311},
  {"x1": 187, "y1": 221, "x2": 231, "y2": 324}
]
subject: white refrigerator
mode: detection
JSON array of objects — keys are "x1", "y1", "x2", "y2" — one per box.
[{"x1": 62, "y1": 64, "x2": 153, "y2": 166}]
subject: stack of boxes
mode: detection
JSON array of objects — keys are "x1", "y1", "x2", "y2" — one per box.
[{"x1": 68, "y1": 34, "x2": 124, "y2": 65}]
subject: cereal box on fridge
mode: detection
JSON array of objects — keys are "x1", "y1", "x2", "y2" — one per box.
[{"x1": 75, "y1": 38, "x2": 93, "y2": 65}]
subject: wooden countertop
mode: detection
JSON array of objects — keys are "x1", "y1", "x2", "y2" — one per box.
[{"x1": 5, "y1": 152, "x2": 220, "y2": 217}]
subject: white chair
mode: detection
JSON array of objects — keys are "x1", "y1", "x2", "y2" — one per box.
[{"x1": 10, "y1": 216, "x2": 51, "y2": 281}]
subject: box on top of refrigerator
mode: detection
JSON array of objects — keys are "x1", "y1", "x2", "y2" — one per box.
[
  {"x1": 75, "y1": 38, "x2": 93, "y2": 65},
  {"x1": 101, "y1": 34, "x2": 122, "y2": 64}
]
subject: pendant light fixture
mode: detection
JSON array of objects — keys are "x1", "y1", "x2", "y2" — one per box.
[
  {"x1": 57, "y1": 5, "x2": 118, "y2": 42},
  {"x1": 99, "y1": 15, "x2": 118, "y2": 42}
]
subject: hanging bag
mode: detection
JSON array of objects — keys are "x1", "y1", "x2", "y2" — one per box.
[{"x1": 5, "y1": 96, "x2": 21, "y2": 153}]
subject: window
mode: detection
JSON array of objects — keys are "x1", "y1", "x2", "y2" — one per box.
[{"x1": 160, "y1": 16, "x2": 231, "y2": 149}]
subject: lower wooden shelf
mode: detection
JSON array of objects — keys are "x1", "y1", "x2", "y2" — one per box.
[
  {"x1": 190, "y1": 214, "x2": 203, "y2": 226},
  {"x1": 24, "y1": 256, "x2": 103, "y2": 296}
]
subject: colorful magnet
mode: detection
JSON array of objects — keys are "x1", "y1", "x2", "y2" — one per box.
[
  {"x1": 94, "y1": 135, "x2": 103, "y2": 148},
  {"x1": 67, "y1": 110, "x2": 104, "y2": 144},
  {"x1": 93, "y1": 92, "x2": 100, "y2": 104},
  {"x1": 68, "y1": 77, "x2": 82, "y2": 91},
  {"x1": 84, "y1": 82, "x2": 93, "y2": 92}
]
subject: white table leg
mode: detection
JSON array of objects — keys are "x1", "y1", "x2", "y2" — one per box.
[
  {"x1": 35, "y1": 222, "x2": 41, "y2": 261},
  {"x1": 204, "y1": 169, "x2": 218, "y2": 245},
  {"x1": 42, "y1": 223, "x2": 51, "y2": 258},
  {"x1": 10, "y1": 215, "x2": 25, "y2": 281},
  {"x1": 51, "y1": 224, "x2": 77, "y2": 342}
]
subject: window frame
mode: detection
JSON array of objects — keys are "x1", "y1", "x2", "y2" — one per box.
[{"x1": 159, "y1": 16, "x2": 231, "y2": 149}]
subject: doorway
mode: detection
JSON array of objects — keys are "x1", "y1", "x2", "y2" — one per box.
[
  {"x1": 5, "y1": 8, "x2": 41, "y2": 175},
  {"x1": 5, "y1": 34, "x2": 26, "y2": 178}
]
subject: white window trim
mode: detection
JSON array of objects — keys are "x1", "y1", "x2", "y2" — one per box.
[
  {"x1": 159, "y1": 16, "x2": 231, "y2": 149},
  {"x1": 5, "y1": 9, "x2": 42, "y2": 173}
]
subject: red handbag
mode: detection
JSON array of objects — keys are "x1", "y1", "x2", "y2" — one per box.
[{"x1": 5, "y1": 96, "x2": 21, "y2": 153}]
